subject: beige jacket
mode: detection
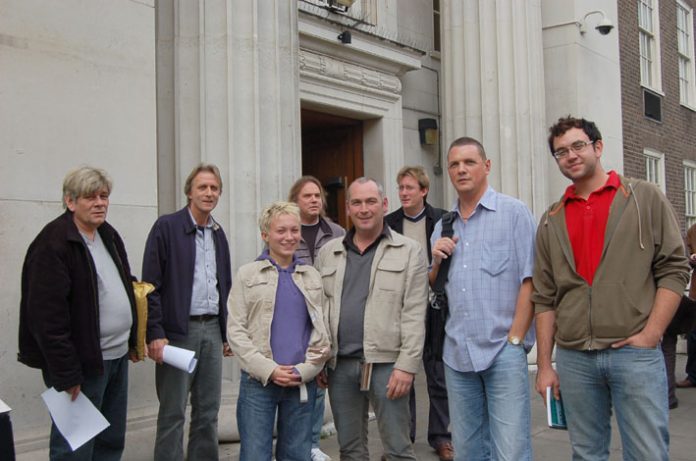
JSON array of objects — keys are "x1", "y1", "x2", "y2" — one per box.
[
  {"x1": 315, "y1": 231, "x2": 428, "y2": 373},
  {"x1": 226, "y1": 259, "x2": 331, "y2": 385}
]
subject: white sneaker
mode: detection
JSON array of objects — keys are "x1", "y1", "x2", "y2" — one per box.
[{"x1": 311, "y1": 447, "x2": 332, "y2": 461}]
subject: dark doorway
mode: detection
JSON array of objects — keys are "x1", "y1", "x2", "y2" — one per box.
[{"x1": 301, "y1": 109, "x2": 364, "y2": 229}]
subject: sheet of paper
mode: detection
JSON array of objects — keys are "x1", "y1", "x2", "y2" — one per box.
[
  {"x1": 0, "y1": 398, "x2": 11, "y2": 414},
  {"x1": 41, "y1": 387, "x2": 109, "y2": 451},
  {"x1": 163, "y1": 345, "x2": 198, "y2": 373}
]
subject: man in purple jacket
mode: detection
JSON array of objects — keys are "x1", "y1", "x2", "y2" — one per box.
[{"x1": 142, "y1": 163, "x2": 232, "y2": 461}]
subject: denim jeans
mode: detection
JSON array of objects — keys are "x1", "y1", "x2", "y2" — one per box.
[
  {"x1": 445, "y1": 343, "x2": 532, "y2": 461},
  {"x1": 237, "y1": 371, "x2": 316, "y2": 461},
  {"x1": 328, "y1": 359, "x2": 416, "y2": 461},
  {"x1": 154, "y1": 318, "x2": 222, "y2": 461},
  {"x1": 556, "y1": 346, "x2": 669, "y2": 461},
  {"x1": 686, "y1": 330, "x2": 696, "y2": 382},
  {"x1": 311, "y1": 387, "x2": 326, "y2": 448},
  {"x1": 43, "y1": 354, "x2": 129, "y2": 461}
]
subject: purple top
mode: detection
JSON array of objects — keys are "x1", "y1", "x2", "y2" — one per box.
[{"x1": 257, "y1": 250, "x2": 311, "y2": 367}]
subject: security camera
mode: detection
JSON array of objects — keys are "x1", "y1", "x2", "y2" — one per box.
[{"x1": 595, "y1": 17, "x2": 614, "y2": 35}]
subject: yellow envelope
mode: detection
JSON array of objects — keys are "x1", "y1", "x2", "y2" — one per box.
[{"x1": 132, "y1": 281, "x2": 155, "y2": 361}]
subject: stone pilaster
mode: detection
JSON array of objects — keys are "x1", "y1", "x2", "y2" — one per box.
[
  {"x1": 440, "y1": 0, "x2": 548, "y2": 214},
  {"x1": 156, "y1": 0, "x2": 301, "y2": 265}
]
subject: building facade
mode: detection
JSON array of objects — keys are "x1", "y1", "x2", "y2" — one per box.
[
  {"x1": 618, "y1": 0, "x2": 696, "y2": 233},
  {"x1": 1, "y1": 0, "x2": 694, "y2": 453}
]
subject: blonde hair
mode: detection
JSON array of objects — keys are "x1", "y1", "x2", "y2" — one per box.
[
  {"x1": 62, "y1": 166, "x2": 112, "y2": 208},
  {"x1": 258, "y1": 201, "x2": 301, "y2": 234},
  {"x1": 397, "y1": 166, "x2": 430, "y2": 190}
]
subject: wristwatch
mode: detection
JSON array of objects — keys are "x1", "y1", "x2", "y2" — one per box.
[{"x1": 508, "y1": 335, "x2": 521, "y2": 345}]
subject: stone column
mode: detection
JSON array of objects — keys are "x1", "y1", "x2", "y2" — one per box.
[
  {"x1": 156, "y1": 0, "x2": 301, "y2": 441},
  {"x1": 440, "y1": 0, "x2": 548, "y2": 214},
  {"x1": 157, "y1": 0, "x2": 301, "y2": 265}
]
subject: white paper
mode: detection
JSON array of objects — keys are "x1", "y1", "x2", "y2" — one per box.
[
  {"x1": 163, "y1": 345, "x2": 198, "y2": 373},
  {"x1": 0, "y1": 398, "x2": 11, "y2": 414},
  {"x1": 41, "y1": 387, "x2": 110, "y2": 451}
]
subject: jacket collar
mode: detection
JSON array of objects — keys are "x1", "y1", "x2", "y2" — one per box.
[
  {"x1": 178, "y1": 206, "x2": 221, "y2": 235},
  {"x1": 62, "y1": 209, "x2": 116, "y2": 244}
]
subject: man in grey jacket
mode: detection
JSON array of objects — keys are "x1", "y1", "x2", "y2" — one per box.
[
  {"x1": 315, "y1": 177, "x2": 428, "y2": 461},
  {"x1": 288, "y1": 175, "x2": 344, "y2": 461}
]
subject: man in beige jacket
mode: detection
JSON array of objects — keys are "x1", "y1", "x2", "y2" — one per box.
[{"x1": 315, "y1": 177, "x2": 428, "y2": 461}]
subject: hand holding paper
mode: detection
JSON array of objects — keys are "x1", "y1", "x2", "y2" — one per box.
[
  {"x1": 163, "y1": 345, "x2": 198, "y2": 373},
  {"x1": 41, "y1": 387, "x2": 109, "y2": 451}
]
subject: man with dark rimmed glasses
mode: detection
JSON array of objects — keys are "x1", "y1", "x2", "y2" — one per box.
[{"x1": 532, "y1": 116, "x2": 689, "y2": 461}]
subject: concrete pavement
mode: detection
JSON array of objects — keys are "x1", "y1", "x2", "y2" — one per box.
[{"x1": 16, "y1": 355, "x2": 696, "y2": 460}]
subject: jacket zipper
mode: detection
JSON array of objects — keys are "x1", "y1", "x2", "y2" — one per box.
[
  {"x1": 81, "y1": 240, "x2": 103, "y2": 369},
  {"x1": 587, "y1": 287, "x2": 593, "y2": 350}
]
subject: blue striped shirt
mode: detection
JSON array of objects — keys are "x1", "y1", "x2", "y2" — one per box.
[{"x1": 430, "y1": 187, "x2": 536, "y2": 372}]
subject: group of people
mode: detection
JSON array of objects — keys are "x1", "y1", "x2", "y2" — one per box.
[{"x1": 18, "y1": 115, "x2": 691, "y2": 461}]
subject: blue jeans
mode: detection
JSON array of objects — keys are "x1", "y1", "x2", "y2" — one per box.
[
  {"x1": 237, "y1": 371, "x2": 316, "y2": 461},
  {"x1": 445, "y1": 343, "x2": 532, "y2": 461},
  {"x1": 154, "y1": 318, "x2": 222, "y2": 461},
  {"x1": 328, "y1": 359, "x2": 416, "y2": 461},
  {"x1": 686, "y1": 330, "x2": 696, "y2": 383},
  {"x1": 311, "y1": 387, "x2": 326, "y2": 448},
  {"x1": 43, "y1": 354, "x2": 129, "y2": 461},
  {"x1": 556, "y1": 346, "x2": 669, "y2": 461}
]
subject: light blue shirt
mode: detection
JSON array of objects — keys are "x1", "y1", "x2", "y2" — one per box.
[
  {"x1": 430, "y1": 187, "x2": 536, "y2": 373},
  {"x1": 189, "y1": 210, "x2": 220, "y2": 316}
]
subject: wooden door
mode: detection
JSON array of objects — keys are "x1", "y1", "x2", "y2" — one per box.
[{"x1": 301, "y1": 110, "x2": 363, "y2": 229}]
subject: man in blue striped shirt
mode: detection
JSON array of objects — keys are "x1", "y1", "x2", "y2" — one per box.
[{"x1": 430, "y1": 137, "x2": 536, "y2": 460}]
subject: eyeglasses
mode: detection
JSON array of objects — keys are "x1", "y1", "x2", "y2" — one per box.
[{"x1": 552, "y1": 140, "x2": 595, "y2": 159}]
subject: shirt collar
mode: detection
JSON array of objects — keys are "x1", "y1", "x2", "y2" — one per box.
[
  {"x1": 256, "y1": 248, "x2": 300, "y2": 272},
  {"x1": 450, "y1": 186, "x2": 498, "y2": 217},
  {"x1": 187, "y1": 208, "x2": 215, "y2": 230},
  {"x1": 563, "y1": 170, "x2": 619, "y2": 202},
  {"x1": 343, "y1": 221, "x2": 391, "y2": 253}
]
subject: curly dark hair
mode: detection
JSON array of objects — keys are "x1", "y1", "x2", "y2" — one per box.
[{"x1": 547, "y1": 116, "x2": 602, "y2": 155}]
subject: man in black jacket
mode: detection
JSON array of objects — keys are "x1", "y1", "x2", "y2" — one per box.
[
  {"x1": 18, "y1": 166, "x2": 140, "y2": 460},
  {"x1": 385, "y1": 166, "x2": 452, "y2": 461}
]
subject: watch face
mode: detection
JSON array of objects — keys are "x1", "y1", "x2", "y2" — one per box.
[{"x1": 510, "y1": 336, "x2": 521, "y2": 345}]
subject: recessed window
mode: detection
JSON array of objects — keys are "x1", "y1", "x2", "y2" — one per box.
[
  {"x1": 644, "y1": 149, "x2": 665, "y2": 193},
  {"x1": 685, "y1": 161, "x2": 696, "y2": 229},
  {"x1": 639, "y1": 0, "x2": 662, "y2": 92},
  {"x1": 677, "y1": 1, "x2": 696, "y2": 108},
  {"x1": 433, "y1": 0, "x2": 441, "y2": 52}
]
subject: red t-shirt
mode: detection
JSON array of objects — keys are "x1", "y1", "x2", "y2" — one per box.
[{"x1": 563, "y1": 171, "x2": 620, "y2": 286}]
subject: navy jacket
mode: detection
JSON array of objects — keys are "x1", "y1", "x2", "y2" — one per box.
[
  {"x1": 18, "y1": 211, "x2": 138, "y2": 391},
  {"x1": 385, "y1": 202, "x2": 446, "y2": 263},
  {"x1": 142, "y1": 207, "x2": 232, "y2": 342}
]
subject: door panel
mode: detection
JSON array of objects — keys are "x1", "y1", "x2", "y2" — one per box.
[{"x1": 301, "y1": 110, "x2": 363, "y2": 229}]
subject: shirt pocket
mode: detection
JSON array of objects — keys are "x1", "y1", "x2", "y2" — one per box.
[
  {"x1": 480, "y1": 241, "x2": 510, "y2": 277},
  {"x1": 320, "y1": 266, "x2": 338, "y2": 298},
  {"x1": 374, "y1": 258, "x2": 406, "y2": 295},
  {"x1": 243, "y1": 272, "x2": 271, "y2": 305}
]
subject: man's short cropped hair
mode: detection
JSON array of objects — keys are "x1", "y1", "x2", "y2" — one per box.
[
  {"x1": 547, "y1": 116, "x2": 603, "y2": 155},
  {"x1": 184, "y1": 163, "x2": 223, "y2": 203},
  {"x1": 397, "y1": 166, "x2": 430, "y2": 191},
  {"x1": 447, "y1": 137, "x2": 487, "y2": 161},
  {"x1": 346, "y1": 177, "x2": 385, "y2": 201},
  {"x1": 62, "y1": 166, "x2": 112, "y2": 208},
  {"x1": 258, "y1": 201, "x2": 301, "y2": 234}
]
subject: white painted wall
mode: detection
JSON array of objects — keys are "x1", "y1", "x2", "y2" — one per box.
[
  {"x1": 0, "y1": 0, "x2": 158, "y2": 444},
  {"x1": 541, "y1": 0, "x2": 624, "y2": 205}
]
